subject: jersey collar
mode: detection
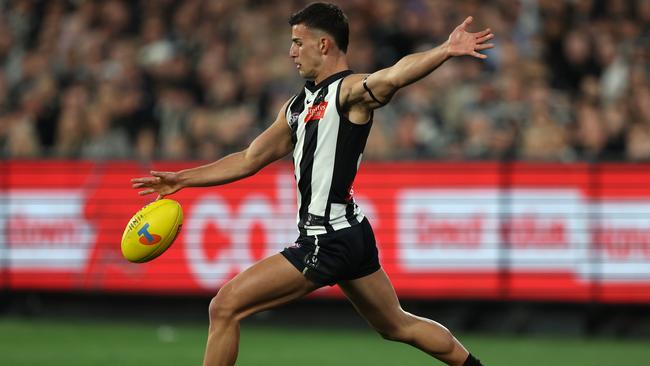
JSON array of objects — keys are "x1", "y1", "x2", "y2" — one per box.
[{"x1": 304, "y1": 70, "x2": 353, "y2": 93}]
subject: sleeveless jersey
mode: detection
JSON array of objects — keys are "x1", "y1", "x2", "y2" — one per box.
[{"x1": 286, "y1": 70, "x2": 372, "y2": 236}]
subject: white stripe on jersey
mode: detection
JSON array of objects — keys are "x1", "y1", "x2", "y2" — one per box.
[
  {"x1": 308, "y1": 82, "x2": 340, "y2": 217},
  {"x1": 291, "y1": 92, "x2": 311, "y2": 225}
]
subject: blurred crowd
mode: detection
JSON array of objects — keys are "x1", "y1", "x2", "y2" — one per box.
[{"x1": 0, "y1": 0, "x2": 649, "y2": 161}]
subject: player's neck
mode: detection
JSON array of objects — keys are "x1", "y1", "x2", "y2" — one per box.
[{"x1": 314, "y1": 55, "x2": 349, "y2": 85}]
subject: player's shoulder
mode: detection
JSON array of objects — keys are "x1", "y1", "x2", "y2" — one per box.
[
  {"x1": 339, "y1": 73, "x2": 371, "y2": 109},
  {"x1": 339, "y1": 73, "x2": 368, "y2": 96},
  {"x1": 340, "y1": 73, "x2": 368, "y2": 90},
  {"x1": 286, "y1": 85, "x2": 310, "y2": 112}
]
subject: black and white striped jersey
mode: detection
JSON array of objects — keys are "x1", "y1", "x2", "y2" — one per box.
[{"x1": 286, "y1": 70, "x2": 372, "y2": 236}]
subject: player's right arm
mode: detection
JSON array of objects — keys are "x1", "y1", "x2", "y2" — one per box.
[
  {"x1": 132, "y1": 100, "x2": 294, "y2": 198},
  {"x1": 340, "y1": 16, "x2": 493, "y2": 114}
]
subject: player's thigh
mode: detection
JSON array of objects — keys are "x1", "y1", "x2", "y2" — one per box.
[
  {"x1": 213, "y1": 253, "x2": 320, "y2": 320},
  {"x1": 338, "y1": 269, "x2": 410, "y2": 334}
]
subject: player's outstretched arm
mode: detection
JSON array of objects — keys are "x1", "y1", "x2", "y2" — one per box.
[
  {"x1": 342, "y1": 16, "x2": 494, "y2": 110},
  {"x1": 131, "y1": 101, "x2": 293, "y2": 198}
]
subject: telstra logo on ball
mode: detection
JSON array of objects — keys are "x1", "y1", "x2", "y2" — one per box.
[{"x1": 137, "y1": 223, "x2": 162, "y2": 245}]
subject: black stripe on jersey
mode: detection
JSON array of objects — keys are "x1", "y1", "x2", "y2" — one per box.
[
  {"x1": 287, "y1": 92, "x2": 306, "y2": 146},
  {"x1": 328, "y1": 119, "x2": 372, "y2": 206},
  {"x1": 346, "y1": 202, "x2": 360, "y2": 226},
  {"x1": 297, "y1": 87, "x2": 329, "y2": 228}
]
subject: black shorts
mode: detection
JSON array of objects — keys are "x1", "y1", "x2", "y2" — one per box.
[{"x1": 280, "y1": 218, "x2": 381, "y2": 287}]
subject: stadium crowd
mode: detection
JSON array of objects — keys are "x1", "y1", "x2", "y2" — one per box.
[{"x1": 0, "y1": 0, "x2": 649, "y2": 161}]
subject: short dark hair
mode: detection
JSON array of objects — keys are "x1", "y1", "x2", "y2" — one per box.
[{"x1": 289, "y1": 2, "x2": 349, "y2": 53}]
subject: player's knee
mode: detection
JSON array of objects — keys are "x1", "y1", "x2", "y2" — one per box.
[
  {"x1": 375, "y1": 311, "x2": 415, "y2": 343},
  {"x1": 208, "y1": 284, "x2": 239, "y2": 323},
  {"x1": 377, "y1": 325, "x2": 409, "y2": 342},
  {"x1": 376, "y1": 319, "x2": 412, "y2": 343}
]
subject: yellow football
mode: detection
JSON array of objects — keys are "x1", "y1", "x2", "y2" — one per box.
[{"x1": 121, "y1": 199, "x2": 183, "y2": 263}]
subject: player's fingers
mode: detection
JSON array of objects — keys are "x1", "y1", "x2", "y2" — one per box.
[
  {"x1": 131, "y1": 177, "x2": 158, "y2": 184},
  {"x1": 472, "y1": 51, "x2": 488, "y2": 59},
  {"x1": 150, "y1": 170, "x2": 168, "y2": 178},
  {"x1": 474, "y1": 28, "x2": 492, "y2": 38},
  {"x1": 460, "y1": 16, "x2": 473, "y2": 30},
  {"x1": 138, "y1": 188, "x2": 157, "y2": 196},
  {"x1": 476, "y1": 43, "x2": 495, "y2": 51},
  {"x1": 476, "y1": 33, "x2": 494, "y2": 43},
  {"x1": 155, "y1": 194, "x2": 163, "y2": 201},
  {"x1": 132, "y1": 182, "x2": 159, "y2": 189}
]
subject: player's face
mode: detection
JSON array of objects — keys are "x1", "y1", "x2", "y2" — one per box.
[{"x1": 289, "y1": 24, "x2": 324, "y2": 80}]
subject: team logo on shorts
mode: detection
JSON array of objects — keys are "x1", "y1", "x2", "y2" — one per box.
[{"x1": 304, "y1": 252, "x2": 319, "y2": 269}]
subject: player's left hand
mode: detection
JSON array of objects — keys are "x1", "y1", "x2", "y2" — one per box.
[
  {"x1": 131, "y1": 170, "x2": 183, "y2": 200},
  {"x1": 447, "y1": 16, "x2": 494, "y2": 59}
]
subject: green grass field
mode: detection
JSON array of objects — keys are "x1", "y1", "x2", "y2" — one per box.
[{"x1": 0, "y1": 317, "x2": 648, "y2": 366}]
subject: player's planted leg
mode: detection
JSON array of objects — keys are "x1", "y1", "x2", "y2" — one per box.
[
  {"x1": 203, "y1": 254, "x2": 319, "y2": 366},
  {"x1": 340, "y1": 269, "x2": 483, "y2": 366}
]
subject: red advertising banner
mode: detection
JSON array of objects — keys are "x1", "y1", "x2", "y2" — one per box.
[{"x1": 2, "y1": 161, "x2": 650, "y2": 303}]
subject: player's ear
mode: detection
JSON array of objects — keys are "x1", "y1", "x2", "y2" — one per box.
[{"x1": 319, "y1": 37, "x2": 330, "y2": 55}]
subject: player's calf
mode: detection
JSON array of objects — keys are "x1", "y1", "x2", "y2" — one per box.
[{"x1": 375, "y1": 311, "x2": 482, "y2": 366}]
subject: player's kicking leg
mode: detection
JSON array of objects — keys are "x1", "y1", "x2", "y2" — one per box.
[
  {"x1": 203, "y1": 253, "x2": 320, "y2": 366},
  {"x1": 339, "y1": 268, "x2": 484, "y2": 366}
]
